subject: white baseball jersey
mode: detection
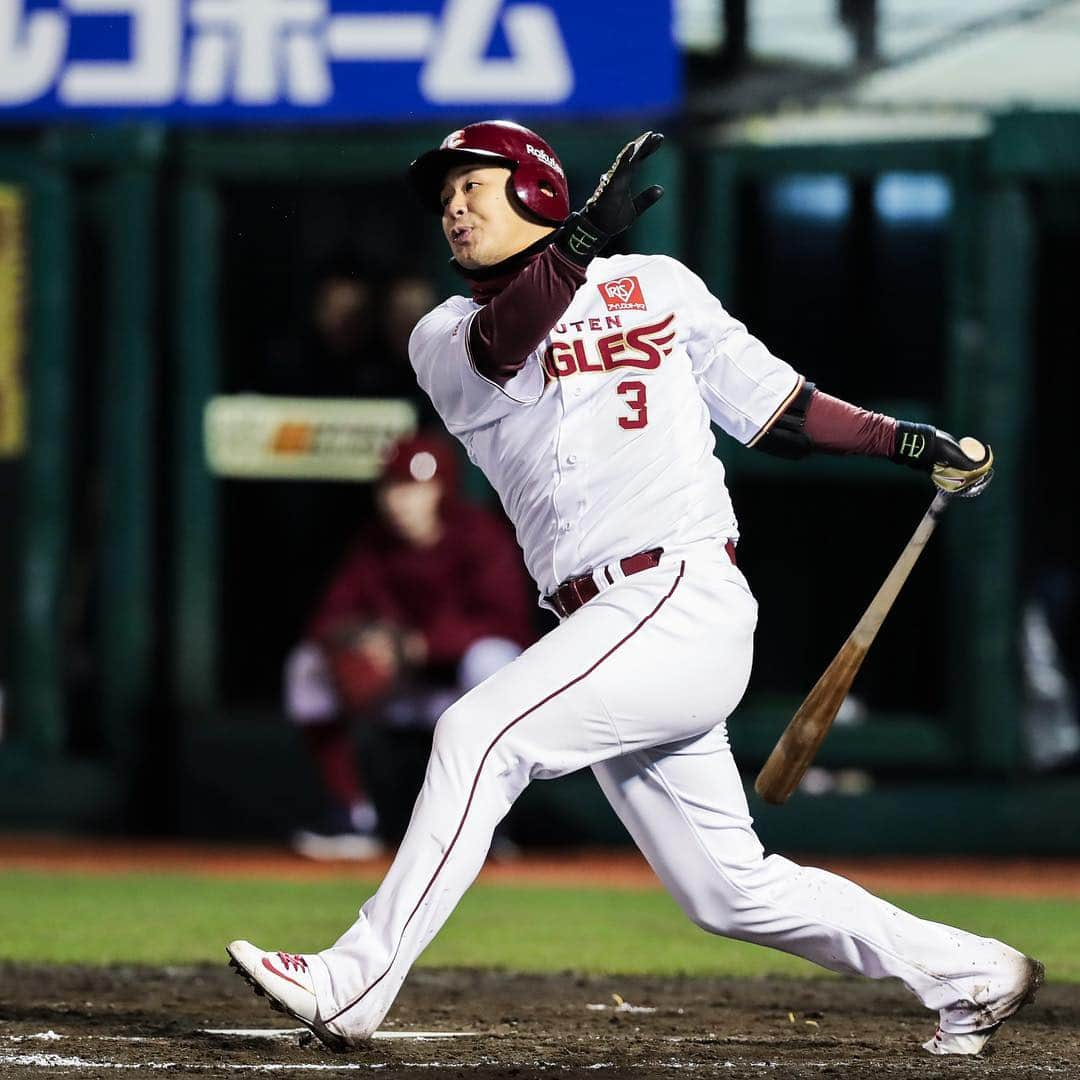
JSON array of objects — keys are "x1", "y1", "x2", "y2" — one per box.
[{"x1": 410, "y1": 253, "x2": 802, "y2": 597}]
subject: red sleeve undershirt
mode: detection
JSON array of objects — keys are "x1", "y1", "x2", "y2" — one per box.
[
  {"x1": 467, "y1": 245, "x2": 586, "y2": 386},
  {"x1": 803, "y1": 389, "x2": 897, "y2": 457}
]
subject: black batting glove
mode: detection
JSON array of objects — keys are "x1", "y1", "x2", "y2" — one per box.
[
  {"x1": 556, "y1": 132, "x2": 665, "y2": 266},
  {"x1": 892, "y1": 421, "x2": 995, "y2": 497}
]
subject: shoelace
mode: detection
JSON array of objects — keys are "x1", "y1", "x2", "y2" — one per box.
[{"x1": 276, "y1": 952, "x2": 308, "y2": 972}]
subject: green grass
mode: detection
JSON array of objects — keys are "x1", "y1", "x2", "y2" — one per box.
[{"x1": 4, "y1": 870, "x2": 1078, "y2": 980}]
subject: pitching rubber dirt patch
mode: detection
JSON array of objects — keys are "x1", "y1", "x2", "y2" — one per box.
[{"x1": 0, "y1": 964, "x2": 1076, "y2": 1079}]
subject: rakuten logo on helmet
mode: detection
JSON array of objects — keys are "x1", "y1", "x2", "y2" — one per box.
[
  {"x1": 526, "y1": 143, "x2": 564, "y2": 176},
  {"x1": 599, "y1": 276, "x2": 647, "y2": 312}
]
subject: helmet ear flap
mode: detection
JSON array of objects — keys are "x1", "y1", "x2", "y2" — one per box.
[
  {"x1": 512, "y1": 156, "x2": 569, "y2": 224},
  {"x1": 506, "y1": 173, "x2": 558, "y2": 225}
]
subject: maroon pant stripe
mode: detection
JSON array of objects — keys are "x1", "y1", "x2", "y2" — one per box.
[{"x1": 327, "y1": 560, "x2": 687, "y2": 1025}]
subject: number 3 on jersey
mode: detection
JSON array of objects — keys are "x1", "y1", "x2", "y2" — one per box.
[{"x1": 617, "y1": 380, "x2": 648, "y2": 429}]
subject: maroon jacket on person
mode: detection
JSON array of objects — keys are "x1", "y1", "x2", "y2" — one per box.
[{"x1": 307, "y1": 502, "x2": 535, "y2": 674}]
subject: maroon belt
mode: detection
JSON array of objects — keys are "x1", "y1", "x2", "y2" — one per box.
[{"x1": 547, "y1": 541, "x2": 736, "y2": 618}]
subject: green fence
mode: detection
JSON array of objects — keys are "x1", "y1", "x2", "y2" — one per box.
[{"x1": 0, "y1": 115, "x2": 1077, "y2": 851}]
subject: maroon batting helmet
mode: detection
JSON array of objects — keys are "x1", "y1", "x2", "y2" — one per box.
[{"x1": 408, "y1": 121, "x2": 570, "y2": 225}]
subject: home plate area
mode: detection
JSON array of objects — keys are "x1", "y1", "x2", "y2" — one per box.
[{"x1": 1, "y1": 965, "x2": 1075, "y2": 1078}]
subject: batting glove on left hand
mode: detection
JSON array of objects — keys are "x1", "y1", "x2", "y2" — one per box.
[
  {"x1": 556, "y1": 132, "x2": 665, "y2": 266},
  {"x1": 892, "y1": 422, "x2": 994, "y2": 498}
]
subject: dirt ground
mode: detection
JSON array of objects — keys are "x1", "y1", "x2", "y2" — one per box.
[
  {"x1": 2, "y1": 842, "x2": 1078, "y2": 1076},
  {"x1": 0, "y1": 963, "x2": 1076, "y2": 1079}
]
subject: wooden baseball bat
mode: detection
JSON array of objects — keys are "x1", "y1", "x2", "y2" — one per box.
[{"x1": 753, "y1": 437, "x2": 984, "y2": 805}]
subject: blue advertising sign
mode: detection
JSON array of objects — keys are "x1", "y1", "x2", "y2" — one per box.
[{"x1": 1, "y1": 0, "x2": 679, "y2": 122}]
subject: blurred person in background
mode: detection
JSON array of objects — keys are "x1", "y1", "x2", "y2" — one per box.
[
  {"x1": 264, "y1": 259, "x2": 429, "y2": 402},
  {"x1": 264, "y1": 259, "x2": 375, "y2": 397},
  {"x1": 371, "y1": 274, "x2": 441, "y2": 422},
  {"x1": 283, "y1": 431, "x2": 534, "y2": 859},
  {"x1": 234, "y1": 264, "x2": 441, "y2": 686},
  {"x1": 380, "y1": 275, "x2": 438, "y2": 371}
]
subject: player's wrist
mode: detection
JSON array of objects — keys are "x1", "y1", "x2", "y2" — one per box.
[
  {"x1": 553, "y1": 212, "x2": 610, "y2": 267},
  {"x1": 891, "y1": 421, "x2": 938, "y2": 471}
]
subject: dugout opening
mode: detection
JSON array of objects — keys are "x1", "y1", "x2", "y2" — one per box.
[
  {"x1": 4, "y1": 114, "x2": 1079, "y2": 845},
  {"x1": 730, "y1": 169, "x2": 953, "y2": 719},
  {"x1": 216, "y1": 178, "x2": 434, "y2": 707},
  {"x1": 1021, "y1": 181, "x2": 1080, "y2": 769}
]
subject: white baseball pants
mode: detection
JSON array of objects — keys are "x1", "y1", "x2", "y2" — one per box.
[{"x1": 307, "y1": 544, "x2": 1025, "y2": 1038}]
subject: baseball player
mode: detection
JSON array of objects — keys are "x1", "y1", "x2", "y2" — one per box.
[
  {"x1": 285, "y1": 432, "x2": 533, "y2": 859},
  {"x1": 229, "y1": 122, "x2": 1041, "y2": 1056}
]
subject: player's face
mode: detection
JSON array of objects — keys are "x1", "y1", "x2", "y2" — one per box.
[
  {"x1": 313, "y1": 278, "x2": 369, "y2": 354},
  {"x1": 377, "y1": 479, "x2": 444, "y2": 548},
  {"x1": 440, "y1": 165, "x2": 554, "y2": 269}
]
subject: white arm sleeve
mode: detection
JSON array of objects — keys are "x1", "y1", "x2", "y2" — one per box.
[
  {"x1": 409, "y1": 298, "x2": 546, "y2": 437},
  {"x1": 672, "y1": 260, "x2": 803, "y2": 445}
]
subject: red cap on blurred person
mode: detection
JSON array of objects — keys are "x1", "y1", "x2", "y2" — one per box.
[{"x1": 379, "y1": 432, "x2": 460, "y2": 497}]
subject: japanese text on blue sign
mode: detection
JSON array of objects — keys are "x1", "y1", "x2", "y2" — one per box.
[{"x1": 1, "y1": 1, "x2": 678, "y2": 122}]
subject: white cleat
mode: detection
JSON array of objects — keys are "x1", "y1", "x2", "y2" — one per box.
[
  {"x1": 922, "y1": 1025, "x2": 1000, "y2": 1056},
  {"x1": 226, "y1": 940, "x2": 351, "y2": 1051},
  {"x1": 922, "y1": 956, "x2": 1044, "y2": 1056}
]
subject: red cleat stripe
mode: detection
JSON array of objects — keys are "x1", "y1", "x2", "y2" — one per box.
[{"x1": 261, "y1": 956, "x2": 311, "y2": 993}]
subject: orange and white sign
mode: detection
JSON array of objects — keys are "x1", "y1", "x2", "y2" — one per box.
[{"x1": 204, "y1": 395, "x2": 416, "y2": 481}]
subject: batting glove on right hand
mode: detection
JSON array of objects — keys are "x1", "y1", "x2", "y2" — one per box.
[
  {"x1": 556, "y1": 132, "x2": 665, "y2": 266},
  {"x1": 892, "y1": 422, "x2": 994, "y2": 498}
]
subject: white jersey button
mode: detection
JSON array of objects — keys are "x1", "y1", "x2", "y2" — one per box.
[{"x1": 566, "y1": 454, "x2": 578, "y2": 465}]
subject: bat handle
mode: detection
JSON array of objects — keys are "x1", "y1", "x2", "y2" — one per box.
[{"x1": 929, "y1": 488, "x2": 951, "y2": 518}]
